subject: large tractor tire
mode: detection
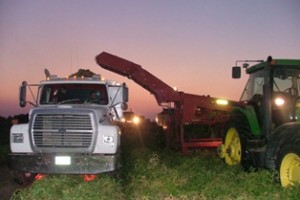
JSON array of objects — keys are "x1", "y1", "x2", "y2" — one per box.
[{"x1": 276, "y1": 140, "x2": 300, "y2": 187}]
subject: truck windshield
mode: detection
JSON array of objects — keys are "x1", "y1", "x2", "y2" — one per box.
[{"x1": 40, "y1": 83, "x2": 109, "y2": 105}]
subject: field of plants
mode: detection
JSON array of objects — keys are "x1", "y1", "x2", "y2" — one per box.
[{"x1": 8, "y1": 123, "x2": 300, "y2": 200}]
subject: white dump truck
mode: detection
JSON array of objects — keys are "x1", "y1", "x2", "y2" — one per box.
[{"x1": 8, "y1": 69, "x2": 128, "y2": 184}]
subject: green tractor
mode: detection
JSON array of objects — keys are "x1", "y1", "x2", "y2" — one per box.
[{"x1": 219, "y1": 56, "x2": 300, "y2": 187}]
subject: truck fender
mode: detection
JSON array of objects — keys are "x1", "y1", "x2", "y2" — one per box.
[{"x1": 265, "y1": 122, "x2": 300, "y2": 170}]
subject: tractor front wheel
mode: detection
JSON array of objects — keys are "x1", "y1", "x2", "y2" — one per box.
[
  {"x1": 219, "y1": 127, "x2": 242, "y2": 165},
  {"x1": 276, "y1": 142, "x2": 300, "y2": 187}
]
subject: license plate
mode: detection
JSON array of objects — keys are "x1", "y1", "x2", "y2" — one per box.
[{"x1": 55, "y1": 156, "x2": 71, "y2": 165}]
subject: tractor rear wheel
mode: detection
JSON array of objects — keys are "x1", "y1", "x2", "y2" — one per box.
[{"x1": 276, "y1": 141, "x2": 300, "y2": 187}]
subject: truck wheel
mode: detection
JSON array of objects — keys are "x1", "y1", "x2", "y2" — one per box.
[
  {"x1": 13, "y1": 171, "x2": 36, "y2": 186},
  {"x1": 276, "y1": 142, "x2": 300, "y2": 187}
]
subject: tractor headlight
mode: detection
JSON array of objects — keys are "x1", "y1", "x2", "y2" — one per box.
[
  {"x1": 12, "y1": 133, "x2": 24, "y2": 143},
  {"x1": 275, "y1": 97, "x2": 285, "y2": 106}
]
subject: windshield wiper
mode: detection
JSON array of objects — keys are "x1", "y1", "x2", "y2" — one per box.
[{"x1": 58, "y1": 98, "x2": 80, "y2": 104}]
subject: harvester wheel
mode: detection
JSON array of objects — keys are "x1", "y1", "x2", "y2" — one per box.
[{"x1": 276, "y1": 141, "x2": 300, "y2": 187}]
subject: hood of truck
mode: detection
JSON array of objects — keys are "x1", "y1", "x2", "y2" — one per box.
[{"x1": 30, "y1": 105, "x2": 112, "y2": 124}]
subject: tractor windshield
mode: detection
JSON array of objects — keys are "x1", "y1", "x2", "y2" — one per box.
[
  {"x1": 241, "y1": 66, "x2": 300, "y2": 125},
  {"x1": 273, "y1": 67, "x2": 300, "y2": 96},
  {"x1": 39, "y1": 83, "x2": 109, "y2": 105},
  {"x1": 272, "y1": 67, "x2": 300, "y2": 125},
  {"x1": 240, "y1": 67, "x2": 300, "y2": 102},
  {"x1": 240, "y1": 70, "x2": 264, "y2": 102}
]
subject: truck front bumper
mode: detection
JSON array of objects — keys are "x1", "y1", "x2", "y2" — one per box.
[{"x1": 8, "y1": 153, "x2": 120, "y2": 174}]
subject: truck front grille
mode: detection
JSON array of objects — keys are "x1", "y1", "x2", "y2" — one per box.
[{"x1": 31, "y1": 113, "x2": 94, "y2": 152}]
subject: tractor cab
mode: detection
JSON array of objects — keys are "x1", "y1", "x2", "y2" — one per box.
[
  {"x1": 235, "y1": 58, "x2": 300, "y2": 129},
  {"x1": 220, "y1": 57, "x2": 300, "y2": 188}
]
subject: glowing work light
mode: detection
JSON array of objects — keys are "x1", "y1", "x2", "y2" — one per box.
[
  {"x1": 275, "y1": 97, "x2": 285, "y2": 106},
  {"x1": 216, "y1": 99, "x2": 228, "y2": 105},
  {"x1": 133, "y1": 116, "x2": 140, "y2": 125}
]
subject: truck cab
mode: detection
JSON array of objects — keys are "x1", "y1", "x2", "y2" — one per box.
[{"x1": 9, "y1": 70, "x2": 128, "y2": 185}]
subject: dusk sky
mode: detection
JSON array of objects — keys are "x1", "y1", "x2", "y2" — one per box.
[{"x1": 1, "y1": 0, "x2": 299, "y2": 119}]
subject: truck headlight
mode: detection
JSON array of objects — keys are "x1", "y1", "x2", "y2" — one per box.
[
  {"x1": 103, "y1": 135, "x2": 114, "y2": 144},
  {"x1": 133, "y1": 116, "x2": 140, "y2": 125},
  {"x1": 12, "y1": 133, "x2": 24, "y2": 143}
]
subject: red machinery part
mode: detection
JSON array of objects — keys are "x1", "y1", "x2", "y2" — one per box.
[
  {"x1": 96, "y1": 52, "x2": 180, "y2": 105},
  {"x1": 96, "y1": 52, "x2": 237, "y2": 154}
]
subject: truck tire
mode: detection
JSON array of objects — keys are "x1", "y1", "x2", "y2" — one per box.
[
  {"x1": 12, "y1": 171, "x2": 36, "y2": 187},
  {"x1": 276, "y1": 140, "x2": 300, "y2": 187}
]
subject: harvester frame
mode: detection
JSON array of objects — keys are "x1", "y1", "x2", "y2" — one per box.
[{"x1": 96, "y1": 52, "x2": 237, "y2": 154}]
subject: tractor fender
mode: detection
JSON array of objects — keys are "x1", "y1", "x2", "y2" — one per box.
[
  {"x1": 265, "y1": 122, "x2": 300, "y2": 170},
  {"x1": 231, "y1": 106, "x2": 261, "y2": 136}
]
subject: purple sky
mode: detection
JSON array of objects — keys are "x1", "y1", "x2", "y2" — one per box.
[{"x1": 1, "y1": 0, "x2": 300, "y2": 119}]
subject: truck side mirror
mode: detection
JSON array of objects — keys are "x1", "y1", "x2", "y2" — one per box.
[
  {"x1": 122, "y1": 85, "x2": 129, "y2": 102},
  {"x1": 121, "y1": 85, "x2": 128, "y2": 111},
  {"x1": 19, "y1": 81, "x2": 27, "y2": 107},
  {"x1": 232, "y1": 66, "x2": 241, "y2": 79}
]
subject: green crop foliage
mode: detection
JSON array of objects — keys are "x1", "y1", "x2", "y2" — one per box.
[{"x1": 10, "y1": 127, "x2": 300, "y2": 200}]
